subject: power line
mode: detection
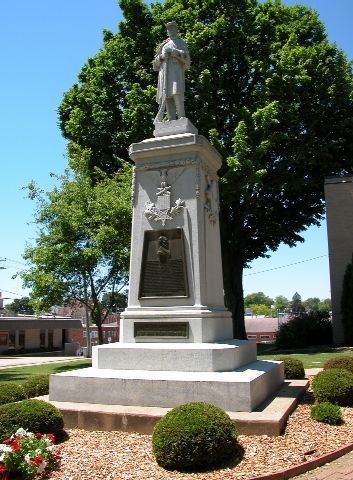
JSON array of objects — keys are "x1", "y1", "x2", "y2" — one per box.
[
  {"x1": 0, "y1": 257, "x2": 26, "y2": 267},
  {"x1": 0, "y1": 288, "x2": 24, "y2": 297},
  {"x1": 244, "y1": 254, "x2": 328, "y2": 276}
]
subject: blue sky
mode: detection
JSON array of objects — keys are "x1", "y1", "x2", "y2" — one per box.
[{"x1": 0, "y1": 1, "x2": 352, "y2": 305}]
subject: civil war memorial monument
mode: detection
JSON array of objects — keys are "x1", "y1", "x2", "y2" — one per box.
[{"x1": 49, "y1": 21, "x2": 284, "y2": 414}]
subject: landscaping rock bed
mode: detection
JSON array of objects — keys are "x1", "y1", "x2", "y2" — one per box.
[{"x1": 43, "y1": 384, "x2": 353, "y2": 480}]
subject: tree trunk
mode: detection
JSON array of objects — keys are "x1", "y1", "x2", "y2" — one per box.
[
  {"x1": 97, "y1": 321, "x2": 104, "y2": 345},
  {"x1": 88, "y1": 273, "x2": 105, "y2": 345},
  {"x1": 221, "y1": 243, "x2": 247, "y2": 339}
]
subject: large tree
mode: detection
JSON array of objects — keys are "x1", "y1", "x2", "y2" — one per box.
[
  {"x1": 5, "y1": 297, "x2": 34, "y2": 316},
  {"x1": 273, "y1": 295, "x2": 289, "y2": 312},
  {"x1": 244, "y1": 291, "x2": 273, "y2": 307},
  {"x1": 58, "y1": 0, "x2": 353, "y2": 338},
  {"x1": 21, "y1": 165, "x2": 132, "y2": 344}
]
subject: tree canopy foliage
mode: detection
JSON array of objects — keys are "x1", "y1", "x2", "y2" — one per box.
[
  {"x1": 303, "y1": 297, "x2": 331, "y2": 313},
  {"x1": 244, "y1": 291, "x2": 273, "y2": 307},
  {"x1": 54, "y1": 0, "x2": 353, "y2": 337},
  {"x1": 273, "y1": 295, "x2": 289, "y2": 312},
  {"x1": 21, "y1": 166, "x2": 132, "y2": 343},
  {"x1": 101, "y1": 291, "x2": 128, "y2": 313},
  {"x1": 5, "y1": 297, "x2": 34, "y2": 316}
]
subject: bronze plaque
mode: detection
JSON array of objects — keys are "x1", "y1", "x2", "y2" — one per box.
[
  {"x1": 139, "y1": 228, "x2": 189, "y2": 298},
  {"x1": 134, "y1": 322, "x2": 189, "y2": 338}
]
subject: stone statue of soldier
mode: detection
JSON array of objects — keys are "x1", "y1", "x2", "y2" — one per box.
[{"x1": 153, "y1": 21, "x2": 191, "y2": 123}]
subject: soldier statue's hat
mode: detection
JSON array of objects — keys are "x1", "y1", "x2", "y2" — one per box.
[{"x1": 166, "y1": 21, "x2": 178, "y2": 32}]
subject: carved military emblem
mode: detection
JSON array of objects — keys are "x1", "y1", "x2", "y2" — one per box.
[
  {"x1": 204, "y1": 174, "x2": 217, "y2": 225},
  {"x1": 144, "y1": 169, "x2": 185, "y2": 226}
]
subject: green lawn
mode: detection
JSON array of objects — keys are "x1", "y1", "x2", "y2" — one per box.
[
  {"x1": 0, "y1": 359, "x2": 92, "y2": 384},
  {"x1": 257, "y1": 346, "x2": 353, "y2": 368}
]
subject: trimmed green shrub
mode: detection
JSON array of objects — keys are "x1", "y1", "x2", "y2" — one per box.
[
  {"x1": 276, "y1": 311, "x2": 332, "y2": 348},
  {"x1": 23, "y1": 374, "x2": 50, "y2": 397},
  {"x1": 152, "y1": 402, "x2": 238, "y2": 471},
  {"x1": 0, "y1": 382, "x2": 27, "y2": 406},
  {"x1": 311, "y1": 402, "x2": 342, "y2": 425},
  {"x1": 323, "y1": 356, "x2": 353, "y2": 374},
  {"x1": 278, "y1": 357, "x2": 305, "y2": 379},
  {"x1": 0, "y1": 399, "x2": 64, "y2": 441},
  {"x1": 312, "y1": 368, "x2": 353, "y2": 406}
]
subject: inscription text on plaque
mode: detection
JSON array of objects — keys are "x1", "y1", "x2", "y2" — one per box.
[
  {"x1": 139, "y1": 228, "x2": 189, "y2": 298},
  {"x1": 134, "y1": 322, "x2": 189, "y2": 338}
]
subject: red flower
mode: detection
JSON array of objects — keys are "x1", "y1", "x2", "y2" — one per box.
[
  {"x1": 47, "y1": 434, "x2": 55, "y2": 444},
  {"x1": 11, "y1": 441, "x2": 20, "y2": 451},
  {"x1": 34, "y1": 456, "x2": 44, "y2": 465},
  {"x1": 0, "y1": 463, "x2": 6, "y2": 473},
  {"x1": 3, "y1": 438, "x2": 11, "y2": 444},
  {"x1": 35, "y1": 433, "x2": 43, "y2": 439}
]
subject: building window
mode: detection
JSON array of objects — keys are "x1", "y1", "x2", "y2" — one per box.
[
  {"x1": 8, "y1": 331, "x2": 15, "y2": 348},
  {"x1": 40, "y1": 330, "x2": 46, "y2": 348},
  {"x1": 19, "y1": 330, "x2": 25, "y2": 348},
  {"x1": 83, "y1": 331, "x2": 87, "y2": 338},
  {"x1": 0, "y1": 333, "x2": 8, "y2": 346},
  {"x1": 260, "y1": 335, "x2": 270, "y2": 343},
  {"x1": 247, "y1": 335, "x2": 256, "y2": 340},
  {"x1": 48, "y1": 330, "x2": 53, "y2": 349}
]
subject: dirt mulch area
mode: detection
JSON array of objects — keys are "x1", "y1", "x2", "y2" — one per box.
[{"x1": 43, "y1": 385, "x2": 353, "y2": 480}]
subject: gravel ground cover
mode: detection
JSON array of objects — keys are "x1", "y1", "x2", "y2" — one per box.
[{"x1": 41, "y1": 383, "x2": 353, "y2": 480}]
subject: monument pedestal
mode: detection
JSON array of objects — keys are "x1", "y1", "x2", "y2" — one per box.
[
  {"x1": 120, "y1": 130, "x2": 233, "y2": 343},
  {"x1": 49, "y1": 359, "x2": 282, "y2": 412},
  {"x1": 50, "y1": 121, "x2": 284, "y2": 413}
]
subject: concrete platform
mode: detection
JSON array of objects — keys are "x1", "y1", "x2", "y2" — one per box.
[
  {"x1": 42, "y1": 379, "x2": 308, "y2": 436},
  {"x1": 49, "y1": 359, "x2": 283, "y2": 412},
  {"x1": 92, "y1": 339, "x2": 256, "y2": 372}
]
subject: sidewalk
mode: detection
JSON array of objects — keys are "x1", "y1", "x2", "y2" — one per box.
[
  {"x1": 0, "y1": 354, "x2": 84, "y2": 369},
  {"x1": 293, "y1": 448, "x2": 353, "y2": 479}
]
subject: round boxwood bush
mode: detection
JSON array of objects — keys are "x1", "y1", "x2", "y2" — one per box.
[
  {"x1": 152, "y1": 402, "x2": 238, "y2": 471},
  {"x1": 0, "y1": 399, "x2": 64, "y2": 441},
  {"x1": 312, "y1": 368, "x2": 353, "y2": 406},
  {"x1": 323, "y1": 356, "x2": 353, "y2": 374},
  {"x1": 23, "y1": 374, "x2": 50, "y2": 398},
  {"x1": 278, "y1": 357, "x2": 305, "y2": 379},
  {"x1": 311, "y1": 402, "x2": 342, "y2": 425},
  {"x1": 0, "y1": 382, "x2": 27, "y2": 406}
]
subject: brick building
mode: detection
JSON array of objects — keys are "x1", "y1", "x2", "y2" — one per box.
[
  {"x1": 0, "y1": 316, "x2": 82, "y2": 354},
  {"x1": 0, "y1": 299, "x2": 120, "y2": 354},
  {"x1": 245, "y1": 317, "x2": 284, "y2": 343},
  {"x1": 67, "y1": 321, "x2": 119, "y2": 348},
  {"x1": 54, "y1": 304, "x2": 120, "y2": 348}
]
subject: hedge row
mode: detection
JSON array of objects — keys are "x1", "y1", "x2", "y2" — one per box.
[
  {"x1": 0, "y1": 399, "x2": 64, "y2": 441},
  {"x1": 0, "y1": 375, "x2": 49, "y2": 406}
]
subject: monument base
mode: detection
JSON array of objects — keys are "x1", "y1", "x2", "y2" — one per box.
[
  {"x1": 92, "y1": 340, "x2": 256, "y2": 371},
  {"x1": 153, "y1": 117, "x2": 198, "y2": 137},
  {"x1": 120, "y1": 307, "x2": 233, "y2": 343},
  {"x1": 49, "y1": 359, "x2": 283, "y2": 412}
]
